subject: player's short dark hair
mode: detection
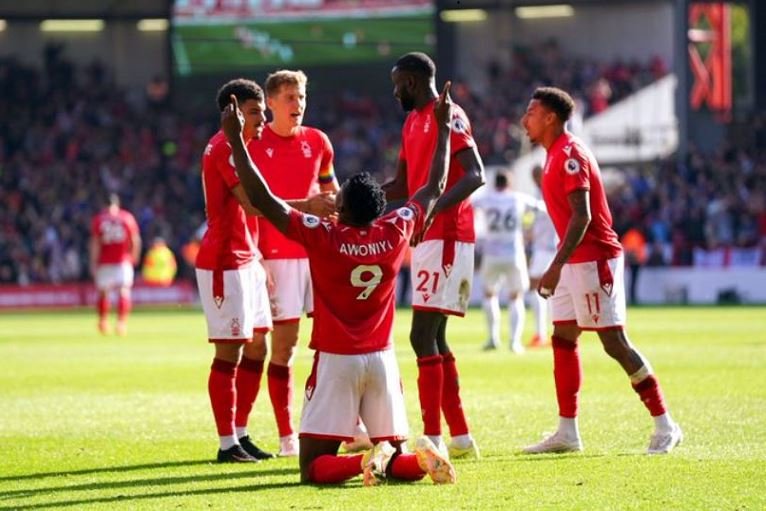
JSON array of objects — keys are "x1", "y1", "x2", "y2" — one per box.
[
  {"x1": 216, "y1": 78, "x2": 264, "y2": 112},
  {"x1": 495, "y1": 173, "x2": 508, "y2": 189},
  {"x1": 394, "y1": 52, "x2": 436, "y2": 79},
  {"x1": 532, "y1": 87, "x2": 575, "y2": 123},
  {"x1": 344, "y1": 172, "x2": 386, "y2": 225}
]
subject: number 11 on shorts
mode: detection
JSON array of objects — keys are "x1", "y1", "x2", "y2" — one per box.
[{"x1": 585, "y1": 292, "x2": 600, "y2": 314}]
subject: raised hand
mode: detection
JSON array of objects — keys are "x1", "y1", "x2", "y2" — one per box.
[
  {"x1": 221, "y1": 94, "x2": 245, "y2": 141},
  {"x1": 433, "y1": 80, "x2": 453, "y2": 128},
  {"x1": 306, "y1": 191, "x2": 337, "y2": 218}
]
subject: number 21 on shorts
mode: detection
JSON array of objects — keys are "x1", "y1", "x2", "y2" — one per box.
[{"x1": 416, "y1": 270, "x2": 440, "y2": 294}]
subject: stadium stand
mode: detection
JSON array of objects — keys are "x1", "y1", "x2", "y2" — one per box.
[{"x1": 1, "y1": 41, "x2": 763, "y2": 286}]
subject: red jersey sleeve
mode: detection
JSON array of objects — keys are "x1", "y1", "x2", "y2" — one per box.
[
  {"x1": 449, "y1": 106, "x2": 476, "y2": 156},
  {"x1": 561, "y1": 143, "x2": 592, "y2": 195},
  {"x1": 211, "y1": 140, "x2": 241, "y2": 189},
  {"x1": 400, "y1": 200, "x2": 426, "y2": 238},
  {"x1": 284, "y1": 210, "x2": 329, "y2": 248}
]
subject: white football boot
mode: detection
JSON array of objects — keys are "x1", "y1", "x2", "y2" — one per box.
[
  {"x1": 647, "y1": 423, "x2": 683, "y2": 454},
  {"x1": 523, "y1": 431, "x2": 583, "y2": 454}
]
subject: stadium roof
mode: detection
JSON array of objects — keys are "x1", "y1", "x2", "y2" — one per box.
[{"x1": 0, "y1": 0, "x2": 170, "y2": 19}]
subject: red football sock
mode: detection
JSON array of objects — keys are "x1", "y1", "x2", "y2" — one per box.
[
  {"x1": 307, "y1": 454, "x2": 364, "y2": 484},
  {"x1": 268, "y1": 363, "x2": 294, "y2": 437},
  {"x1": 417, "y1": 354, "x2": 444, "y2": 436},
  {"x1": 441, "y1": 352, "x2": 470, "y2": 437},
  {"x1": 97, "y1": 294, "x2": 109, "y2": 320},
  {"x1": 389, "y1": 453, "x2": 426, "y2": 481},
  {"x1": 235, "y1": 356, "x2": 264, "y2": 429},
  {"x1": 632, "y1": 375, "x2": 667, "y2": 417},
  {"x1": 552, "y1": 336, "x2": 582, "y2": 418},
  {"x1": 208, "y1": 358, "x2": 237, "y2": 436},
  {"x1": 117, "y1": 294, "x2": 131, "y2": 321}
]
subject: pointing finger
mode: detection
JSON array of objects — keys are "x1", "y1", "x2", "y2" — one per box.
[{"x1": 441, "y1": 80, "x2": 452, "y2": 99}]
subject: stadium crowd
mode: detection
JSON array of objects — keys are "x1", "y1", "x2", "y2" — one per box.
[
  {"x1": 610, "y1": 140, "x2": 766, "y2": 267},
  {"x1": 1, "y1": 43, "x2": 764, "y2": 285}
]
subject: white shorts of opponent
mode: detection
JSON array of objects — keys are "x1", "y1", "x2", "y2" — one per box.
[
  {"x1": 196, "y1": 262, "x2": 272, "y2": 342},
  {"x1": 480, "y1": 255, "x2": 529, "y2": 296},
  {"x1": 262, "y1": 258, "x2": 313, "y2": 323},
  {"x1": 95, "y1": 262, "x2": 134, "y2": 291},
  {"x1": 549, "y1": 254, "x2": 627, "y2": 331},
  {"x1": 410, "y1": 240, "x2": 474, "y2": 316},
  {"x1": 299, "y1": 349, "x2": 409, "y2": 443}
]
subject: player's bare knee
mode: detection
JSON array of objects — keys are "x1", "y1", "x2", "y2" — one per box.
[
  {"x1": 410, "y1": 313, "x2": 440, "y2": 356},
  {"x1": 271, "y1": 325, "x2": 300, "y2": 365},
  {"x1": 213, "y1": 342, "x2": 242, "y2": 363},
  {"x1": 271, "y1": 344, "x2": 297, "y2": 366},
  {"x1": 410, "y1": 335, "x2": 437, "y2": 357},
  {"x1": 598, "y1": 328, "x2": 630, "y2": 360},
  {"x1": 243, "y1": 336, "x2": 267, "y2": 360},
  {"x1": 552, "y1": 324, "x2": 580, "y2": 342}
]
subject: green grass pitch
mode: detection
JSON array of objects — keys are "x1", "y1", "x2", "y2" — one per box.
[{"x1": 1, "y1": 306, "x2": 764, "y2": 510}]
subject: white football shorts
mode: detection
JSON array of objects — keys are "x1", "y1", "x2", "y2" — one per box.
[
  {"x1": 196, "y1": 262, "x2": 272, "y2": 342},
  {"x1": 549, "y1": 255, "x2": 626, "y2": 331},
  {"x1": 480, "y1": 255, "x2": 529, "y2": 296},
  {"x1": 262, "y1": 258, "x2": 313, "y2": 322},
  {"x1": 410, "y1": 240, "x2": 474, "y2": 317},
  {"x1": 299, "y1": 349, "x2": 409, "y2": 443},
  {"x1": 95, "y1": 262, "x2": 134, "y2": 291}
]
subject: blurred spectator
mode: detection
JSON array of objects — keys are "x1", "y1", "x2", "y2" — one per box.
[
  {"x1": 142, "y1": 236, "x2": 178, "y2": 286},
  {"x1": 621, "y1": 226, "x2": 648, "y2": 305}
]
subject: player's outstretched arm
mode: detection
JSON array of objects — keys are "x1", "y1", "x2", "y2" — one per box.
[
  {"x1": 411, "y1": 81, "x2": 453, "y2": 217},
  {"x1": 221, "y1": 95, "x2": 291, "y2": 233}
]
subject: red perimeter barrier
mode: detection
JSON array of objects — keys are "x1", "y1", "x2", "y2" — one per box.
[{"x1": 0, "y1": 281, "x2": 197, "y2": 310}]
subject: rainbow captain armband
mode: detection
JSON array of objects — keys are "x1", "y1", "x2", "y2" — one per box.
[{"x1": 318, "y1": 164, "x2": 335, "y2": 184}]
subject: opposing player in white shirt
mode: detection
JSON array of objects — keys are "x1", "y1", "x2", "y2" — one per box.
[
  {"x1": 527, "y1": 165, "x2": 558, "y2": 348},
  {"x1": 474, "y1": 172, "x2": 545, "y2": 353}
]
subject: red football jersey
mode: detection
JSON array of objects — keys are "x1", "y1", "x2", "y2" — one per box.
[
  {"x1": 91, "y1": 209, "x2": 139, "y2": 265},
  {"x1": 196, "y1": 130, "x2": 258, "y2": 270},
  {"x1": 285, "y1": 201, "x2": 425, "y2": 354},
  {"x1": 250, "y1": 125, "x2": 335, "y2": 260},
  {"x1": 541, "y1": 132, "x2": 622, "y2": 263},
  {"x1": 400, "y1": 98, "x2": 476, "y2": 243}
]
